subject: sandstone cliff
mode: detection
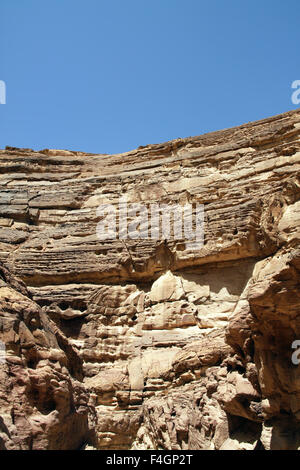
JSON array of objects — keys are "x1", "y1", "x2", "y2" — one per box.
[{"x1": 1, "y1": 109, "x2": 300, "y2": 450}]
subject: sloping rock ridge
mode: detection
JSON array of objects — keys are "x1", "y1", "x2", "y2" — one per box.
[{"x1": 1, "y1": 109, "x2": 300, "y2": 449}]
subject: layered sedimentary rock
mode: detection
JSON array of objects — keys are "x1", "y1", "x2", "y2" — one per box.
[{"x1": 1, "y1": 109, "x2": 300, "y2": 449}]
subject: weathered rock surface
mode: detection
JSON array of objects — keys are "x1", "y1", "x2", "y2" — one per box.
[{"x1": 1, "y1": 109, "x2": 300, "y2": 449}]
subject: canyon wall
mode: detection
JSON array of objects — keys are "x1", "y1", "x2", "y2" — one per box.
[{"x1": 1, "y1": 109, "x2": 300, "y2": 449}]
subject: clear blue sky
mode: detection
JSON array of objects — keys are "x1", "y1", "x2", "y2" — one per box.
[{"x1": 1, "y1": 0, "x2": 300, "y2": 154}]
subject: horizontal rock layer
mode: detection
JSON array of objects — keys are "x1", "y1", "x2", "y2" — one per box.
[{"x1": 1, "y1": 109, "x2": 300, "y2": 449}]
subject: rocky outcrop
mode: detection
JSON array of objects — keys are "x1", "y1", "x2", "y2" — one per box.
[
  {"x1": 1, "y1": 109, "x2": 300, "y2": 449},
  {"x1": 0, "y1": 263, "x2": 93, "y2": 450}
]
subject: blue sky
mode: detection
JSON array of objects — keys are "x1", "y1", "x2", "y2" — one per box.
[{"x1": 1, "y1": 0, "x2": 300, "y2": 154}]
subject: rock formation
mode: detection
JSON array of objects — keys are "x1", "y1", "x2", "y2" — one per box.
[{"x1": 1, "y1": 109, "x2": 300, "y2": 449}]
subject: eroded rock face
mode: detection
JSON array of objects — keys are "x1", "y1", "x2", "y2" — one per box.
[
  {"x1": 1, "y1": 110, "x2": 300, "y2": 449},
  {"x1": 0, "y1": 264, "x2": 92, "y2": 450}
]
